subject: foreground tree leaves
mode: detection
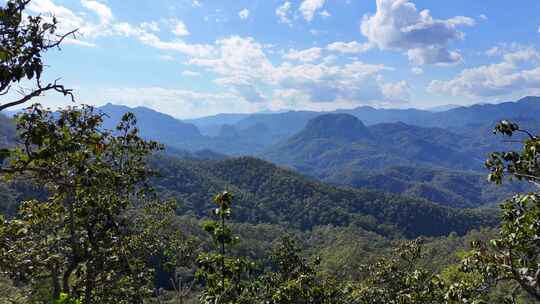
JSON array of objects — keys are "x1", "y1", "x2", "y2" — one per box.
[
  {"x1": 455, "y1": 120, "x2": 540, "y2": 303},
  {"x1": 0, "y1": 0, "x2": 77, "y2": 111},
  {"x1": 0, "y1": 104, "x2": 182, "y2": 303}
]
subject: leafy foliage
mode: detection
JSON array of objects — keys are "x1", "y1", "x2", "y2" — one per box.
[
  {"x1": 0, "y1": 105, "x2": 181, "y2": 303},
  {"x1": 0, "y1": 0, "x2": 75, "y2": 111},
  {"x1": 456, "y1": 120, "x2": 540, "y2": 302},
  {"x1": 152, "y1": 156, "x2": 498, "y2": 238},
  {"x1": 196, "y1": 192, "x2": 255, "y2": 303}
]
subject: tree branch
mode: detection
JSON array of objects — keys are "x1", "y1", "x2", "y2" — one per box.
[{"x1": 0, "y1": 79, "x2": 74, "y2": 111}]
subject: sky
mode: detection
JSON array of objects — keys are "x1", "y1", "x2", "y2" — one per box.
[{"x1": 7, "y1": 0, "x2": 540, "y2": 118}]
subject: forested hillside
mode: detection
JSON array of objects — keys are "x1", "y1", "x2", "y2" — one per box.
[
  {"x1": 149, "y1": 155, "x2": 498, "y2": 237},
  {"x1": 325, "y1": 166, "x2": 529, "y2": 208}
]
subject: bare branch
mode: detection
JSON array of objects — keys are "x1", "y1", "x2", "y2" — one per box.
[
  {"x1": 0, "y1": 80, "x2": 74, "y2": 111},
  {"x1": 46, "y1": 29, "x2": 79, "y2": 49}
]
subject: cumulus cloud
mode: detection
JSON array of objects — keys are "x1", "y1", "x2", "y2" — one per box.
[
  {"x1": 319, "y1": 10, "x2": 331, "y2": 18},
  {"x1": 299, "y1": 0, "x2": 325, "y2": 22},
  {"x1": 26, "y1": 0, "x2": 213, "y2": 57},
  {"x1": 360, "y1": 0, "x2": 475, "y2": 66},
  {"x1": 283, "y1": 47, "x2": 322, "y2": 62},
  {"x1": 94, "y1": 87, "x2": 245, "y2": 119},
  {"x1": 238, "y1": 8, "x2": 250, "y2": 20},
  {"x1": 428, "y1": 46, "x2": 540, "y2": 98},
  {"x1": 411, "y1": 67, "x2": 423, "y2": 75},
  {"x1": 276, "y1": 2, "x2": 292, "y2": 26},
  {"x1": 140, "y1": 21, "x2": 160, "y2": 32},
  {"x1": 407, "y1": 46, "x2": 463, "y2": 66},
  {"x1": 187, "y1": 36, "x2": 405, "y2": 105},
  {"x1": 172, "y1": 20, "x2": 190, "y2": 36},
  {"x1": 327, "y1": 41, "x2": 371, "y2": 54},
  {"x1": 80, "y1": 0, "x2": 113, "y2": 23},
  {"x1": 381, "y1": 80, "x2": 410, "y2": 101}
]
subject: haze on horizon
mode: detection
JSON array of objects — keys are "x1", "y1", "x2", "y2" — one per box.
[{"x1": 11, "y1": 0, "x2": 540, "y2": 119}]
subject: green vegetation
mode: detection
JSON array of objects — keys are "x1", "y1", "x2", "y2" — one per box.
[
  {"x1": 150, "y1": 155, "x2": 497, "y2": 238},
  {"x1": 0, "y1": 101, "x2": 538, "y2": 303},
  {"x1": 1, "y1": 1, "x2": 540, "y2": 303},
  {"x1": 0, "y1": 0, "x2": 75, "y2": 111},
  {"x1": 0, "y1": 105, "x2": 182, "y2": 302}
]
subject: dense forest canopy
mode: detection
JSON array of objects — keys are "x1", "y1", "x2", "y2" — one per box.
[{"x1": 1, "y1": 0, "x2": 540, "y2": 303}]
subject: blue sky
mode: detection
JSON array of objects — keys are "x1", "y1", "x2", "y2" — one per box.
[{"x1": 12, "y1": 0, "x2": 540, "y2": 118}]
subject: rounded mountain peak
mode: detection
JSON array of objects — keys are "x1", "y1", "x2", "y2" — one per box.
[{"x1": 299, "y1": 113, "x2": 371, "y2": 141}]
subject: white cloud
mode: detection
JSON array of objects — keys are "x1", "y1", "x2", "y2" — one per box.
[
  {"x1": 159, "y1": 55, "x2": 175, "y2": 61},
  {"x1": 319, "y1": 10, "x2": 331, "y2": 18},
  {"x1": 187, "y1": 35, "x2": 404, "y2": 105},
  {"x1": 327, "y1": 41, "x2": 370, "y2": 54},
  {"x1": 140, "y1": 21, "x2": 160, "y2": 32},
  {"x1": 276, "y1": 2, "x2": 292, "y2": 26},
  {"x1": 191, "y1": 0, "x2": 201, "y2": 7},
  {"x1": 381, "y1": 80, "x2": 410, "y2": 101},
  {"x1": 188, "y1": 36, "x2": 274, "y2": 103},
  {"x1": 361, "y1": 0, "x2": 475, "y2": 66},
  {"x1": 407, "y1": 46, "x2": 463, "y2": 66},
  {"x1": 136, "y1": 32, "x2": 213, "y2": 57},
  {"x1": 182, "y1": 70, "x2": 201, "y2": 76},
  {"x1": 238, "y1": 8, "x2": 250, "y2": 20},
  {"x1": 429, "y1": 46, "x2": 540, "y2": 98},
  {"x1": 80, "y1": 0, "x2": 113, "y2": 23},
  {"x1": 299, "y1": 0, "x2": 325, "y2": 22},
  {"x1": 411, "y1": 67, "x2": 424, "y2": 75},
  {"x1": 94, "y1": 87, "x2": 247, "y2": 119},
  {"x1": 25, "y1": 0, "x2": 211, "y2": 56},
  {"x1": 479, "y1": 14, "x2": 488, "y2": 21},
  {"x1": 283, "y1": 47, "x2": 322, "y2": 62},
  {"x1": 172, "y1": 20, "x2": 190, "y2": 36}
]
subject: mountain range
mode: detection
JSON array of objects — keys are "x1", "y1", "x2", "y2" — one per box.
[
  {"x1": 3, "y1": 96, "x2": 539, "y2": 249},
  {"x1": 96, "y1": 96, "x2": 540, "y2": 156},
  {"x1": 91, "y1": 96, "x2": 539, "y2": 209},
  {"x1": 2, "y1": 96, "x2": 537, "y2": 212}
]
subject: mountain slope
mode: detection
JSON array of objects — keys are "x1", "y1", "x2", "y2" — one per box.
[
  {"x1": 99, "y1": 103, "x2": 202, "y2": 144},
  {"x1": 150, "y1": 155, "x2": 497, "y2": 238},
  {"x1": 325, "y1": 166, "x2": 529, "y2": 208},
  {"x1": 263, "y1": 114, "x2": 488, "y2": 174},
  {"x1": 189, "y1": 96, "x2": 540, "y2": 147},
  {"x1": 261, "y1": 113, "x2": 528, "y2": 208}
]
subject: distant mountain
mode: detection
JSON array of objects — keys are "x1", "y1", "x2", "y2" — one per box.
[
  {"x1": 186, "y1": 113, "x2": 251, "y2": 127},
  {"x1": 259, "y1": 113, "x2": 531, "y2": 208},
  {"x1": 263, "y1": 114, "x2": 487, "y2": 174},
  {"x1": 0, "y1": 113, "x2": 16, "y2": 148},
  {"x1": 296, "y1": 114, "x2": 372, "y2": 142},
  {"x1": 98, "y1": 103, "x2": 202, "y2": 146},
  {"x1": 425, "y1": 96, "x2": 540, "y2": 128},
  {"x1": 196, "y1": 96, "x2": 540, "y2": 145},
  {"x1": 234, "y1": 111, "x2": 321, "y2": 137},
  {"x1": 151, "y1": 155, "x2": 497, "y2": 238},
  {"x1": 325, "y1": 166, "x2": 528, "y2": 209},
  {"x1": 186, "y1": 113, "x2": 252, "y2": 136},
  {"x1": 92, "y1": 97, "x2": 540, "y2": 157},
  {"x1": 425, "y1": 104, "x2": 463, "y2": 112}
]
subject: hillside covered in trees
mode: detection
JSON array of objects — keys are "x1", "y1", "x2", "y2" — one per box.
[{"x1": 2, "y1": 0, "x2": 540, "y2": 303}]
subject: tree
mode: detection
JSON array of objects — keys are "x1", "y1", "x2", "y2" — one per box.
[
  {"x1": 0, "y1": 0, "x2": 76, "y2": 111},
  {"x1": 257, "y1": 237, "x2": 345, "y2": 304},
  {"x1": 195, "y1": 191, "x2": 256, "y2": 304},
  {"x1": 455, "y1": 120, "x2": 540, "y2": 302},
  {"x1": 0, "y1": 104, "x2": 180, "y2": 303},
  {"x1": 350, "y1": 239, "x2": 446, "y2": 304}
]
